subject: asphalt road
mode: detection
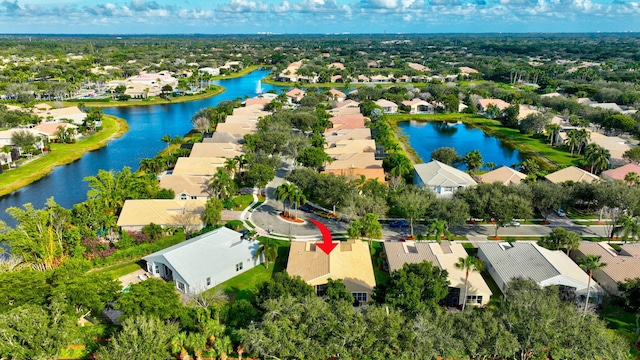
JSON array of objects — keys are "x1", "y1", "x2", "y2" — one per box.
[{"x1": 248, "y1": 164, "x2": 611, "y2": 241}]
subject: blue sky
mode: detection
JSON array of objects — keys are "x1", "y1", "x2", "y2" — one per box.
[{"x1": 0, "y1": 0, "x2": 639, "y2": 34}]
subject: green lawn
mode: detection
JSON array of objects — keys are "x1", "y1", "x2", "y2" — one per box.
[
  {"x1": 480, "y1": 270, "x2": 504, "y2": 310},
  {"x1": 370, "y1": 241, "x2": 390, "y2": 287},
  {"x1": 0, "y1": 115, "x2": 126, "y2": 197},
  {"x1": 95, "y1": 260, "x2": 144, "y2": 279},
  {"x1": 211, "y1": 239, "x2": 290, "y2": 301},
  {"x1": 232, "y1": 194, "x2": 255, "y2": 210},
  {"x1": 603, "y1": 305, "x2": 640, "y2": 358},
  {"x1": 387, "y1": 114, "x2": 580, "y2": 170}
]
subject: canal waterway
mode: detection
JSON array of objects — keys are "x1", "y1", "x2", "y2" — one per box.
[
  {"x1": 0, "y1": 69, "x2": 281, "y2": 226},
  {"x1": 398, "y1": 120, "x2": 523, "y2": 170}
]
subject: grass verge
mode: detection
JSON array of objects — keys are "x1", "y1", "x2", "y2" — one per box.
[
  {"x1": 0, "y1": 115, "x2": 127, "y2": 197},
  {"x1": 94, "y1": 260, "x2": 144, "y2": 279}
]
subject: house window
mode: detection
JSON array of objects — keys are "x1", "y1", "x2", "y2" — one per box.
[
  {"x1": 206, "y1": 277, "x2": 211, "y2": 286},
  {"x1": 177, "y1": 281, "x2": 186, "y2": 293},
  {"x1": 180, "y1": 194, "x2": 188, "y2": 200},
  {"x1": 235, "y1": 262, "x2": 243, "y2": 272},
  {"x1": 466, "y1": 295, "x2": 483, "y2": 304},
  {"x1": 351, "y1": 292, "x2": 368, "y2": 303}
]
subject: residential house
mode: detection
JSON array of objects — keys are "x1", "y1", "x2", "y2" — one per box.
[
  {"x1": 478, "y1": 166, "x2": 527, "y2": 185},
  {"x1": 0, "y1": 128, "x2": 47, "y2": 149},
  {"x1": 329, "y1": 114, "x2": 366, "y2": 130},
  {"x1": 588, "y1": 132, "x2": 633, "y2": 167},
  {"x1": 143, "y1": 227, "x2": 261, "y2": 295},
  {"x1": 572, "y1": 241, "x2": 640, "y2": 296},
  {"x1": 517, "y1": 105, "x2": 542, "y2": 121},
  {"x1": 37, "y1": 106, "x2": 87, "y2": 125},
  {"x1": 589, "y1": 103, "x2": 623, "y2": 113},
  {"x1": 214, "y1": 122, "x2": 257, "y2": 137},
  {"x1": 189, "y1": 143, "x2": 243, "y2": 158},
  {"x1": 117, "y1": 199, "x2": 206, "y2": 233},
  {"x1": 322, "y1": 168, "x2": 386, "y2": 183},
  {"x1": 328, "y1": 89, "x2": 346, "y2": 102},
  {"x1": 244, "y1": 98, "x2": 270, "y2": 108},
  {"x1": 32, "y1": 122, "x2": 78, "y2": 142},
  {"x1": 413, "y1": 160, "x2": 477, "y2": 197},
  {"x1": 286, "y1": 88, "x2": 306, "y2": 103},
  {"x1": 544, "y1": 166, "x2": 600, "y2": 184},
  {"x1": 324, "y1": 128, "x2": 372, "y2": 143},
  {"x1": 198, "y1": 67, "x2": 220, "y2": 76},
  {"x1": 329, "y1": 100, "x2": 361, "y2": 116},
  {"x1": 407, "y1": 62, "x2": 429, "y2": 72},
  {"x1": 370, "y1": 74, "x2": 393, "y2": 83},
  {"x1": 287, "y1": 240, "x2": 376, "y2": 305},
  {"x1": 459, "y1": 66, "x2": 479, "y2": 76},
  {"x1": 478, "y1": 242, "x2": 603, "y2": 302},
  {"x1": 384, "y1": 241, "x2": 492, "y2": 307},
  {"x1": 324, "y1": 152, "x2": 383, "y2": 171},
  {"x1": 374, "y1": 99, "x2": 398, "y2": 114},
  {"x1": 203, "y1": 132, "x2": 244, "y2": 146},
  {"x1": 325, "y1": 139, "x2": 377, "y2": 155},
  {"x1": 401, "y1": 99, "x2": 434, "y2": 114},
  {"x1": 122, "y1": 71, "x2": 178, "y2": 98},
  {"x1": 327, "y1": 62, "x2": 345, "y2": 70},
  {"x1": 477, "y1": 99, "x2": 511, "y2": 113},
  {"x1": 601, "y1": 163, "x2": 640, "y2": 182},
  {"x1": 172, "y1": 157, "x2": 225, "y2": 176},
  {"x1": 159, "y1": 175, "x2": 210, "y2": 200}
]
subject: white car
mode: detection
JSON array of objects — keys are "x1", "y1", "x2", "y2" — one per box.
[{"x1": 505, "y1": 221, "x2": 520, "y2": 227}]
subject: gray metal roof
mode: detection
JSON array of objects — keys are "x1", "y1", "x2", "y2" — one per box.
[
  {"x1": 478, "y1": 242, "x2": 560, "y2": 284},
  {"x1": 143, "y1": 227, "x2": 257, "y2": 287}
]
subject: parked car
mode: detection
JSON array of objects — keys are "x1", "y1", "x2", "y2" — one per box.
[
  {"x1": 389, "y1": 220, "x2": 409, "y2": 228},
  {"x1": 299, "y1": 204, "x2": 314, "y2": 213},
  {"x1": 317, "y1": 211, "x2": 337, "y2": 219},
  {"x1": 555, "y1": 209, "x2": 567, "y2": 217},
  {"x1": 504, "y1": 221, "x2": 521, "y2": 227}
]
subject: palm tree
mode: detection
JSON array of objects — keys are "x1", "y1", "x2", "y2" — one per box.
[
  {"x1": 565, "y1": 129, "x2": 580, "y2": 157},
  {"x1": 463, "y1": 149, "x2": 483, "y2": 174},
  {"x1": 546, "y1": 124, "x2": 561, "y2": 146},
  {"x1": 618, "y1": 215, "x2": 640, "y2": 243},
  {"x1": 485, "y1": 162, "x2": 497, "y2": 170},
  {"x1": 208, "y1": 169, "x2": 235, "y2": 200},
  {"x1": 224, "y1": 158, "x2": 239, "y2": 179},
  {"x1": 254, "y1": 237, "x2": 278, "y2": 269},
  {"x1": 584, "y1": 143, "x2": 610, "y2": 174},
  {"x1": 624, "y1": 172, "x2": 640, "y2": 186},
  {"x1": 577, "y1": 254, "x2": 606, "y2": 314},
  {"x1": 429, "y1": 219, "x2": 451, "y2": 242},
  {"x1": 454, "y1": 256, "x2": 485, "y2": 311},
  {"x1": 274, "y1": 182, "x2": 295, "y2": 215},
  {"x1": 288, "y1": 187, "x2": 306, "y2": 220},
  {"x1": 576, "y1": 128, "x2": 591, "y2": 155},
  {"x1": 161, "y1": 134, "x2": 172, "y2": 148}
]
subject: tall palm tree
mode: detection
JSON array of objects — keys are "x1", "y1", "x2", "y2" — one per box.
[
  {"x1": 577, "y1": 254, "x2": 606, "y2": 314},
  {"x1": 565, "y1": 129, "x2": 580, "y2": 157},
  {"x1": 584, "y1": 143, "x2": 610, "y2": 174},
  {"x1": 618, "y1": 216, "x2": 640, "y2": 243},
  {"x1": 224, "y1": 158, "x2": 239, "y2": 179},
  {"x1": 274, "y1": 182, "x2": 295, "y2": 215},
  {"x1": 208, "y1": 169, "x2": 235, "y2": 200},
  {"x1": 288, "y1": 187, "x2": 306, "y2": 220},
  {"x1": 545, "y1": 124, "x2": 561, "y2": 146},
  {"x1": 254, "y1": 237, "x2": 278, "y2": 269},
  {"x1": 454, "y1": 256, "x2": 485, "y2": 311},
  {"x1": 463, "y1": 149, "x2": 483, "y2": 174},
  {"x1": 576, "y1": 128, "x2": 591, "y2": 155}
]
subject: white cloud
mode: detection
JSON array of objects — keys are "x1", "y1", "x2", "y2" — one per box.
[{"x1": 218, "y1": 0, "x2": 268, "y2": 13}]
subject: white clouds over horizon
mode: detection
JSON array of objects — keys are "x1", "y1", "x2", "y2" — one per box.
[{"x1": 0, "y1": 0, "x2": 639, "y2": 33}]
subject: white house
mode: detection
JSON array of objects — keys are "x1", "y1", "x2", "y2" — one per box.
[
  {"x1": 478, "y1": 242, "x2": 603, "y2": 302},
  {"x1": 413, "y1": 160, "x2": 477, "y2": 197},
  {"x1": 401, "y1": 99, "x2": 434, "y2": 114},
  {"x1": 143, "y1": 227, "x2": 262, "y2": 295},
  {"x1": 374, "y1": 99, "x2": 398, "y2": 114}
]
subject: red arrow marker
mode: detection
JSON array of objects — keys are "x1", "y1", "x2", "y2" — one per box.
[{"x1": 309, "y1": 219, "x2": 337, "y2": 255}]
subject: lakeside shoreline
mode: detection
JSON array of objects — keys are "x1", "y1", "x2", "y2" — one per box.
[
  {"x1": 0, "y1": 115, "x2": 128, "y2": 198},
  {"x1": 387, "y1": 113, "x2": 580, "y2": 170}
]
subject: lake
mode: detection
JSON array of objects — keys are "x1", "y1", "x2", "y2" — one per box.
[
  {"x1": 0, "y1": 69, "x2": 282, "y2": 226},
  {"x1": 397, "y1": 120, "x2": 523, "y2": 169}
]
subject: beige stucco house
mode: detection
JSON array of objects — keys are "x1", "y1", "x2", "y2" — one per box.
[{"x1": 287, "y1": 240, "x2": 376, "y2": 305}]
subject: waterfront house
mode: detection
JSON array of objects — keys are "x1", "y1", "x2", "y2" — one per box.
[
  {"x1": 159, "y1": 175, "x2": 210, "y2": 200},
  {"x1": 117, "y1": 199, "x2": 206, "y2": 233},
  {"x1": 478, "y1": 166, "x2": 527, "y2": 185},
  {"x1": 286, "y1": 88, "x2": 306, "y2": 103},
  {"x1": 374, "y1": 99, "x2": 399, "y2": 114},
  {"x1": 544, "y1": 166, "x2": 600, "y2": 184},
  {"x1": 384, "y1": 241, "x2": 492, "y2": 307},
  {"x1": 413, "y1": 160, "x2": 477, "y2": 197},
  {"x1": 401, "y1": 99, "x2": 434, "y2": 114},
  {"x1": 287, "y1": 240, "x2": 376, "y2": 305},
  {"x1": 172, "y1": 157, "x2": 225, "y2": 176},
  {"x1": 143, "y1": 227, "x2": 261, "y2": 295}
]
